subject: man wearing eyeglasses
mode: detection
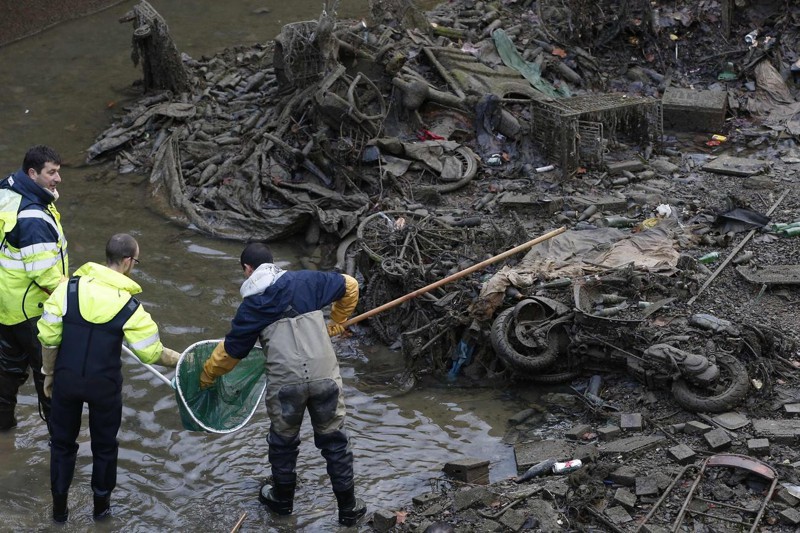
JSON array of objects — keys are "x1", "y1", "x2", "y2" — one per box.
[
  {"x1": 36, "y1": 233, "x2": 181, "y2": 523},
  {"x1": 0, "y1": 145, "x2": 69, "y2": 432}
]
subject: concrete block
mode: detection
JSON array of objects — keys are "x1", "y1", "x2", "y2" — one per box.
[
  {"x1": 620, "y1": 413, "x2": 643, "y2": 431},
  {"x1": 508, "y1": 408, "x2": 537, "y2": 426},
  {"x1": 542, "y1": 479, "x2": 569, "y2": 499},
  {"x1": 565, "y1": 424, "x2": 592, "y2": 440},
  {"x1": 609, "y1": 466, "x2": 637, "y2": 487},
  {"x1": 599, "y1": 435, "x2": 663, "y2": 457},
  {"x1": 747, "y1": 438, "x2": 770, "y2": 456},
  {"x1": 598, "y1": 425, "x2": 621, "y2": 441},
  {"x1": 667, "y1": 443, "x2": 697, "y2": 465},
  {"x1": 614, "y1": 488, "x2": 637, "y2": 509},
  {"x1": 684, "y1": 421, "x2": 712, "y2": 435},
  {"x1": 662, "y1": 87, "x2": 727, "y2": 132},
  {"x1": 780, "y1": 507, "x2": 800, "y2": 526},
  {"x1": 412, "y1": 492, "x2": 443, "y2": 507},
  {"x1": 604, "y1": 506, "x2": 633, "y2": 524},
  {"x1": 635, "y1": 476, "x2": 659, "y2": 497},
  {"x1": 499, "y1": 508, "x2": 528, "y2": 532},
  {"x1": 607, "y1": 160, "x2": 646, "y2": 175},
  {"x1": 776, "y1": 488, "x2": 800, "y2": 507},
  {"x1": 453, "y1": 486, "x2": 492, "y2": 511},
  {"x1": 443, "y1": 458, "x2": 489, "y2": 484},
  {"x1": 703, "y1": 428, "x2": 732, "y2": 451},
  {"x1": 372, "y1": 509, "x2": 398, "y2": 532},
  {"x1": 753, "y1": 419, "x2": 800, "y2": 444},
  {"x1": 784, "y1": 404, "x2": 800, "y2": 415},
  {"x1": 641, "y1": 525, "x2": 670, "y2": 533}
]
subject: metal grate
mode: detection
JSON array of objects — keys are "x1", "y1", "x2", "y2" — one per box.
[{"x1": 530, "y1": 93, "x2": 662, "y2": 176}]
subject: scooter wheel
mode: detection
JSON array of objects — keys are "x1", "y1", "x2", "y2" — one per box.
[{"x1": 671, "y1": 354, "x2": 750, "y2": 413}]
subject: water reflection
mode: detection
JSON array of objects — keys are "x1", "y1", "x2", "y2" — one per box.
[{"x1": 0, "y1": 1, "x2": 525, "y2": 530}]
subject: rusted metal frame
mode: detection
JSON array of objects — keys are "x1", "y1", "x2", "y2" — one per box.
[
  {"x1": 671, "y1": 454, "x2": 778, "y2": 533},
  {"x1": 682, "y1": 509, "x2": 754, "y2": 526},
  {"x1": 693, "y1": 496, "x2": 760, "y2": 513}
]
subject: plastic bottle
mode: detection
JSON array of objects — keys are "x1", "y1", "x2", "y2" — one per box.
[
  {"x1": 780, "y1": 227, "x2": 800, "y2": 237},
  {"x1": 698, "y1": 251, "x2": 720, "y2": 264},
  {"x1": 552, "y1": 459, "x2": 583, "y2": 474}
]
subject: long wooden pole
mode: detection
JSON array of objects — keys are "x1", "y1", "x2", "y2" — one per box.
[{"x1": 342, "y1": 226, "x2": 566, "y2": 327}]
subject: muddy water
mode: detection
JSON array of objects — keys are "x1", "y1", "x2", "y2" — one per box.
[{"x1": 0, "y1": 1, "x2": 524, "y2": 530}]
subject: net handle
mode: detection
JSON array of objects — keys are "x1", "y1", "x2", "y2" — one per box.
[{"x1": 121, "y1": 345, "x2": 173, "y2": 387}]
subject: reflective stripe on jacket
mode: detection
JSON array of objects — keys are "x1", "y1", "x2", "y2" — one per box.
[
  {"x1": 0, "y1": 171, "x2": 68, "y2": 325},
  {"x1": 37, "y1": 262, "x2": 163, "y2": 365}
]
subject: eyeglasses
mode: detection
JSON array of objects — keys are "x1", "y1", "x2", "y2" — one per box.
[{"x1": 126, "y1": 256, "x2": 140, "y2": 265}]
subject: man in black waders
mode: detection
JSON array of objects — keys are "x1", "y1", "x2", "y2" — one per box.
[
  {"x1": 0, "y1": 145, "x2": 68, "y2": 433},
  {"x1": 37, "y1": 233, "x2": 181, "y2": 522},
  {"x1": 200, "y1": 242, "x2": 367, "y2": 526}
]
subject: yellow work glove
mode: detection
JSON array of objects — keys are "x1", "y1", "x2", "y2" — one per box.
[
  {"x1": 200, "y1": 341, "x2": 240, "y2": 389},
  {"x1": 327, "y1": 322, "x2": 345, "y2": 337},
  {"x1": 157, "y1": 347, "x2": 181, "y2": 367},
  {"x1": 41, "y1": 345, "x2": 58, "y2": 398},
  {"x1": 328, "y1": 275, "x2": 359, "y2": 336}
]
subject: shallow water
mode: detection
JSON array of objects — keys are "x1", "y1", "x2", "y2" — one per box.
[{"x1": 0, "y1": 2, "x2": 525, "y2": 530}]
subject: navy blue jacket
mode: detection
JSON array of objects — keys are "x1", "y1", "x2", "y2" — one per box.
[{"x1": 224, "y1": 270, "x2": 345, "y2": 359}]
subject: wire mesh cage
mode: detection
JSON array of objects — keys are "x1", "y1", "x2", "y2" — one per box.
[
  {"x1": 278, "y1": 21, "x2": 325, "y2": 89},
  {"x1": 530, "y1": 93, "x2": 662, "y2": 177}
]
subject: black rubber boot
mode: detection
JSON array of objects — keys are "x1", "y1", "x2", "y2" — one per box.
[
  {"x1": 335, "y1": 487, "x2": 366, "y2": 527},
  {"x1": 52, "y1": 493, "x2": 69, "y2": 523},
  {"x1": 258, "y1": 482, "x2": 295, "y2": 515},
  {"x1": 93, "y1": 494, "x2": 111, "y2": 520}
]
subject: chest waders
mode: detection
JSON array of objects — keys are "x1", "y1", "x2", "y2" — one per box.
[{"x1": 49, "y1": 276, "x2": 139, "y2": 523}]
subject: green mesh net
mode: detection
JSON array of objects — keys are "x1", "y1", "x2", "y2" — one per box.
[{"x1": 175, "y1": 339, "x2": 267, "y2": 433}]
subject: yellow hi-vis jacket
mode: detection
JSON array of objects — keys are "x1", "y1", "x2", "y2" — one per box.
[
  {"x1": 0, "y1": 171, "x2": 68, "y2": 325},
  {"x1": 37, "y1": 262, "x2": 164, "y2": 365}
]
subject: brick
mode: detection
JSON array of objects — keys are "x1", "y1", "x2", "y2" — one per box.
[
  {"x1": 684, "y1": 421, "x2": 712, "y2": 435},
  {"x1": 747, "y1": 438, "x2": 770, "y2": 456},
  {"x1": 443, "y1": 458, "x2": 489, "y2": 484},
  {"x1": 565, "y1": 424, "x2": 593, "y2": 440},
  {"x1": 372, "y1": 509, "x2": 397, "y2": 532},
  {"x1": 620, "y1": 413, "x2": 643, "y2": 431},
  {"x1": 635, "y1": 476, "x2": 660, "y2": 497},
  {"x1": 598, "y1": 425, "x2": 621, "y2": 441},
  {"x1": 614, "y1": 488, "x2": 637, "y2": 509},
  {"x1": 703, "y1": 428, "x2": 732, "y2": 451},
  {"x1": 667, "y1": 443, "x2": 697, "y2": 465},
  {"x1": 662, "y1": 87, "x2": 727, "y2": 132}
]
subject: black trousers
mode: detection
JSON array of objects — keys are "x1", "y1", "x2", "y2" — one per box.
[
  {"x1": 0, "y1": 318, "x2": 50, "y2": 430},
  {"x1": 50, "y1": 368, "x2": 122, "y2": 497}
]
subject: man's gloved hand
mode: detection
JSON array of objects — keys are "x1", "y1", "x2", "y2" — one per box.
[
  {"x1": 327, "y1": 321, "x2": 345, "y2": 337},
  {"x1": 200, "y1": 341, "x2": 241, "y2": 389},
  {"x1": 41, "y1": 345, "x2": 58, "y2": 398},
  {"x1": 44, "y1": 375, "x2": 54, "y2": 398},
  {"x1": 157, "y1": 347, "x2": 181, "y2": 367}
]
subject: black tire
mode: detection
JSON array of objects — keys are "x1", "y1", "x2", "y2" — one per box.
[
  {"x1": 491, "y1": 308, "x2": 560, "y2": 373},
  {"x1": 671, "y1": 354, "x2": 750, "y2": 413},
  {"x1": 523, "y1": 370, "x2": 580, "y2": 384}
]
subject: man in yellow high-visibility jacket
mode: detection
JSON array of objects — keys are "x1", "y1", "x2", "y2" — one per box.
[
  {"x1": 37, "y1": 233, "x2": 181, "y2": 523},
  {"x1": 0, "y1": 145, "x2": 68, "y2": 431}
]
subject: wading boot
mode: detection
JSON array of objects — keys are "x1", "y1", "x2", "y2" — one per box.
[
  {"x1": 93, "y1": 494, "x2": 111, "y2": 520},
  {"x1": 52, "y1": 493, "x2": 69, "y2": 523},
  {"x1": 258, "y1": 482, "x2": 295, "y2": 515},
  {"x1": 334, "y1": 487, "x2": 367, "y2": 526}
]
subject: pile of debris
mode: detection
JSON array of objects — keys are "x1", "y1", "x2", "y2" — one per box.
[{"x1": 86, "y1": 1, "x2": 800, "y2": 527}]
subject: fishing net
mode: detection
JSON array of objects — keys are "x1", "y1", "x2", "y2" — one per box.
[{"x1": 174, "y1": 339, "x2": 267, "y2": 434}]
